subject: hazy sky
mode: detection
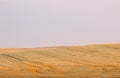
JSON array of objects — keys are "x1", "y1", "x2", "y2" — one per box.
[{"x1": 0, "y1": 0, "x2": 120, "y2": 48}]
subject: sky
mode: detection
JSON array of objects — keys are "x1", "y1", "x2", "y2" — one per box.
[{"x1": 0, "y1": 0, "x2": 120, "y2": 48}]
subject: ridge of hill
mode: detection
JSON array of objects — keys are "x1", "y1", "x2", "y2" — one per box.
[{"x1": 0, "y1": 44, "x2": 120, "y2": 78}]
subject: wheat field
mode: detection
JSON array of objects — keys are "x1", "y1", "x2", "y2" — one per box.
[{"x1": 0, "y1": 44, "x2": 120, "y2": 78}]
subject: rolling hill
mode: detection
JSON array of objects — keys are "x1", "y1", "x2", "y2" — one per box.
[{"x1": 0, "y1": 44, "x2": 120, "y2": 78}]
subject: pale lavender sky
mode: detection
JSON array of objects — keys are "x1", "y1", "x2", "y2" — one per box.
[{"x1": 0, "y1": 0, "x2": 120, "y2": 48}]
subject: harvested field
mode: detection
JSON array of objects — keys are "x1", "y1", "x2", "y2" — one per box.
[{"x1": 0, "y1": 44, "x2": 120, "y2": 78}]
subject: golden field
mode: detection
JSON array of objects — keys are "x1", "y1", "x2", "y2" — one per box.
[{"x1": 0, "y1": 44, "x2": 120, "y2": 78}]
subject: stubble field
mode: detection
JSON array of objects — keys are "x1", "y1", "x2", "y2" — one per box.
[{"x1": 0, "y1": 44, "x2": 120, "y2": 78}]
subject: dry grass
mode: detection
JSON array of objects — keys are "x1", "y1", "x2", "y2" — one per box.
[{"x1": 0, "y1": 44, "x2": 120, "y2": 78}]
